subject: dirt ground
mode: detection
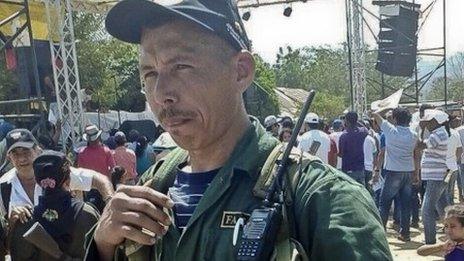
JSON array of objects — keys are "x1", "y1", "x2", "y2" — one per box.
[{"x1": 387, "y1": 220, "x2": 446, "y2": 261}]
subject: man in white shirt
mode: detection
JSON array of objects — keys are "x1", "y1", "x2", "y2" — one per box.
[
  {"x1": 329, "y1": 119, "x2": 344, "y2": 169},
  {"x1": 363, "y1": 121, "x2": 378, "y2": 193},
  {"x1": 0, "y1": 129, "x2": 114, "y2": 223},
  {"x1": 298, "y1": 113, "x2": 336, "y2": 166},
  {"x1": 440, "y1": 124, "x2": 462, "y2": 205},
  {"x1": 451, "y1": 116, "x2": 464, "y2": 201}
]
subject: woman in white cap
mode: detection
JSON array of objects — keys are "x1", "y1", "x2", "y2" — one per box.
[{"x1": 418, "y1": 109, "x2": 450, "y2": 245}]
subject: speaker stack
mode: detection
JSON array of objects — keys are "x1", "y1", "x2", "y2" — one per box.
[{"x1": 373, "y1": 1, "x2": 421, "y2": 77}]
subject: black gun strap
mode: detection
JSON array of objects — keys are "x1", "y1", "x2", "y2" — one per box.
[{"x1": 0, "y1": 182, "x2": 12, "y2": 217}]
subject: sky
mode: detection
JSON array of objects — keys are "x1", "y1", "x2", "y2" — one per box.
[{"x1": 241, "y1": 0, "x2": 464, "y2": 63}]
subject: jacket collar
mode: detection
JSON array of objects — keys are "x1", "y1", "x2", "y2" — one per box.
[{"x1": 229, "y1": 116, "x2": 280, "y2": 177}]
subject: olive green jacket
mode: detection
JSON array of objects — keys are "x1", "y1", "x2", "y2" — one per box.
[{"x1": 85, "y1": 119, "x2": 392, "y2": 261}]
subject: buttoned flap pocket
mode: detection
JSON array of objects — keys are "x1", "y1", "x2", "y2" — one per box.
[{"x1": 202, "y1": 227, "x2": 236, "y2": 261}]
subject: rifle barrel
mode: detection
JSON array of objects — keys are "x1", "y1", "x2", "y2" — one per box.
[{"x1": 265, "y1": 90, "x2": 316, "y2": 203}]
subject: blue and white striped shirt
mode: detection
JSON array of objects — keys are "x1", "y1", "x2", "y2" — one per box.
[
  {"x1": 168, "y1": 168, "x2": 220, "y2": 229},
  {"x1": 421, "y1": 126, "x2": 449, "y2": 181}
]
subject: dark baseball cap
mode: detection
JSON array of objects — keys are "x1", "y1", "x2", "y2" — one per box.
[
  {"x1": 105, "y1": 0, "x2": 251, "y2": 51},
  {"x1": 6, "y1": 129, "x2": 39, "y2": 153},
  {"x1": 33, "y1": 150, "x2": 68, "y2": 188},
  {"x1": 332, "y1": 119, "x2": 343, "y2": 130}
]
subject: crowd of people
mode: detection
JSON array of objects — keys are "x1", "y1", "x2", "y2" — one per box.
[
  {"x1": 264, "y1": 104, "x2": 464, "y2": 258},
  {"x1": 1, "y1": 105, "x2": 463, "y2": 260},
  {"x1": 0, "y1": 0, "x2": 463, "y2": 260},
  {"x1": 0, "y1": 121, "x2": 177, "y2": 260}
]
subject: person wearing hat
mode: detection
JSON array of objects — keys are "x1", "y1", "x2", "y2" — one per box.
[
  {"x1": 87, "y1": 0, "x2": 391, "y2": 260},
  {"x1": 280, "y1": 116, "x2": 295, "y2": 130},
  {"x1": 113, "y1": 132, "x2": 137, "y2": 184},
  {"x1": 298, "y1": 113, "x2": 336, "y2": 166},
  {"x1": 417, "y1": 109, "x2": 451, "y2": 245},
  {"x1": 264, "y1": 115, "x2": 279, "y2": 137},
  {"x1": 77, "y1": 124, "x2": 115, "y2": 177},
  {"x1": 9, "y1": 150, "x2": 100, "y2": 260},
  {"x1": 0, "y1": 129, "x2": 113, "y2": 226}
]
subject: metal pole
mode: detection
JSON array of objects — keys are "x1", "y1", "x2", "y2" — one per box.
[
  {"x1": 413, "y1": 0, "x2": 419, "y2": 105},
  {"x1": 345, "y1": 0, "x2": 354, "y2": 111},
  {"x1": 443, "y1": 0, "x2": 448, "y2": 107},
  {"x1": 414, "y1": 61, "x2": 419, "y2": 104},
  {"x1": 65, "y1": 0, "x2": 84, "y2": 128},
  {"x1": 381, "y1": 73, "x2": 385, "y2": 98},
  {"x1": 24, "y1": 0, "x2": 42, "y2": 101}
]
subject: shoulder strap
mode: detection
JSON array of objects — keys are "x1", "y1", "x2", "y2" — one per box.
[
  {"x1": 254, "y1": 143, "x2": 320, "y2": 261},
  {"x1": 253, "y1": 143, "x2": 320, "y2": 204},
  {"x1": 0, "y1": 182, "x2": 12, "y2": 216},
  {"x1": 145, "y1": 148, "x2": 189, "y2": 194},
  {"x1": 124, "y1": 148, "x2": 187, "y2": 258}
]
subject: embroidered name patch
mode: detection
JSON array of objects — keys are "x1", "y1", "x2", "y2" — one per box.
[{"x1": 220, "y1": 211, "x2": 250, "y2": 228}]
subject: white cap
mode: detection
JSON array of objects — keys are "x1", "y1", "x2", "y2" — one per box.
[
  {"x1": 420, "y1": 109, "x2": 449, "y2": 124},
  {"x1": 304, "y1": 113, "x2": 319, "y2": 124},
  {"x1": 264, "y1": 115, "x2": 278, "y2": 128}
]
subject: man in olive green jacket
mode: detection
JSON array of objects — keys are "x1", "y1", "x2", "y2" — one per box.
[{"x1": 85, "y1": 0, "x2": 392, "y2": 260}]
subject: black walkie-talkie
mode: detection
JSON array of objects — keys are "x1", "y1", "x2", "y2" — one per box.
[
  {"x1": 236, "y1": 207, "x2": 281, "y2": 260},
  {"x1": 235, "y1": 90, "x2": 316, "y2": 261}
]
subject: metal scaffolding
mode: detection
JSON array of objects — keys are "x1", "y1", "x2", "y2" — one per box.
[
  {"x1": 356, "y1": 0, "x2": 448, "y2": 108},
  {"x1": 45, "y1": 0, "x2": 84, "y2": 150},
  {"x1": 238, "y1": 0, "x2": 309, "y2": 8},
  {"x1": 0, "y1": 0, "x2": 43, "y2": 116},
  {"x1": 345, "y1": 0, "x2": 367, "y2": 114}
]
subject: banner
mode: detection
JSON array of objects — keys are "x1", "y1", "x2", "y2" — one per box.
[{"x1": 371, "y1": 89, "x2": 403, "y2": 113}]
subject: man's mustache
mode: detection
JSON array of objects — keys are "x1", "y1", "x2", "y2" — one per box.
[{"x1": 158, "y1": 108, "x2": 196, "y2": 122}]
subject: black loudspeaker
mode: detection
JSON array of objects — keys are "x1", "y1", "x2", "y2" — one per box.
[
  {"x1": 15, "y1": 40, "x2": 53, "y2": 99},
  {"x1": 374, "y1": 3, "x2": 420, "y2": 77}
]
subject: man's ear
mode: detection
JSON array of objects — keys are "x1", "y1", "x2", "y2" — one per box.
[{"x1": 234, "y1": 51, "x2": 255, "y2": 93}]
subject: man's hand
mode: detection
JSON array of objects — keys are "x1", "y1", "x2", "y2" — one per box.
[
  {"x1": 94, "y1": 185, "x2": 174, "y2": 261},
  {"x1": 371, "y1": 170, "x2": 380, "y2": 184},
  {"x1": 412, "y1": 170, "x2": 421, "y2": 186},
  {"x1": 9, "y1": 205, "x2": 32, "y2": 224},
  {"x1": 371, "y1": 110, "x2": 387, "y2": 129},
  {"x1": 416, "y1": 141, "x2": 427, "y2": 151}
]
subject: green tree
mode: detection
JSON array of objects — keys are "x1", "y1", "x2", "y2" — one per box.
[
  {"x1": 272, "y1": 44, "x2": 412, "y2": 117},
  {"x1": 426, "y1": 52, "x2": 464, "y2": 102},
  {"x1": 310, "y1": 92, "x2": 346, "y2": 120},
  {"x1": 274, "y1": 46, "x2": 312, "y2": 89},
  {"x1": 273, "y1": 46, "x2": 350, "y2": 117},
  {"x1": 243, "y1": 54, "x2": 279, "y2": 120},
  {"x1": 426, "y1": 77, "x2": 464, "y2": 102},
  {"x1": 73, "y1": 12, "x2": 144, "y2": 111}
]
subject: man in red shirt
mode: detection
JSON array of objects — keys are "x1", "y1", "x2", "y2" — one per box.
[{"x1": 77, "y1": 125, "x2": 115, "y2": 177}]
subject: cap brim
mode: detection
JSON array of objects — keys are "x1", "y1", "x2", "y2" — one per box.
[
  {"x1": 420, "y1": 115, "x2": 433, "y2": 122},
  {"x1": 106, "y1": 0, "x2": 222, "y2": 44},
  {"x1": 7, "y1": 142, "x2": 35, "y2": 153}
]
